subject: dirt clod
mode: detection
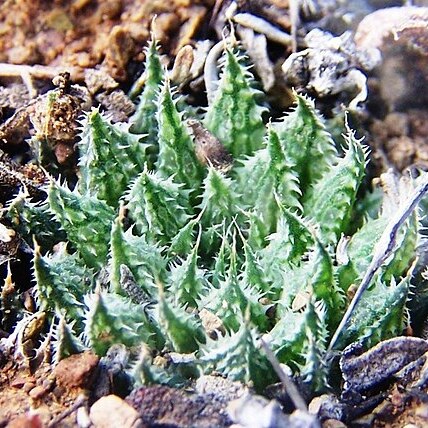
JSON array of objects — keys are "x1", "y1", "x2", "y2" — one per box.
[
  {"x1": 126, "y1": 385, "x2": 232, "y2": 428},
  {"x1": 370, "y1": 110, "x2": 428, "y2": 171},
  {"x1": 53, "y1": 351, "x2": 99, "y2": 391},
  {"x1": 96, "y1": 89, "x2": 136, "y2": 123}
]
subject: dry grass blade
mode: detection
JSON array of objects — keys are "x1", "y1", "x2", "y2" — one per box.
[
  {"x1": 261, "y1": 339, "x2": 307, "y2": 412},
  {"x1": 327, "y1": 172, "x2": 428, "y2": 354}
]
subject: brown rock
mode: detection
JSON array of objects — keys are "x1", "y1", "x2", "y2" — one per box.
[
  {"x1": 10, "y1": 376, "x2": 33, "y2": 389},
  {"x1": 196, "y1": 375, "x2": 247, "y2": 403},
  {"x1": 41, "y1": 377, "x2": 55, "y2": 391},
  {"x1": 385, "y1": 136, "x2": 415, "y2": 171},
  {"x1": 53, "y1": 351, "x2": 99, "y2": 390},
  {"x1": 90, "y1": 395, "x2": 144, "y2": 428},
  {"x1": 103, "y1": 26, "x2": 135, "y2": 81},
  {"x1": 8, "y1": 413, "x2": 43, "y2": 428},
  {"x1": 84, "y1": 68, "x2": 119, "y2": 95},
  {"x1": 31, "y1": 89, "x2": 81, "y2": 144}
]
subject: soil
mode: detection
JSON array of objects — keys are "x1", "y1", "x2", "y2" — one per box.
[
  {"x1": 0, "y1": 352, "x2": 98, "y2": 427},
  {"x1": 1, "y1": 1, "x2": 428, "y2": 427},
  {"x1": 0, "y1": 0, "x2": 214, "y2": 80}
]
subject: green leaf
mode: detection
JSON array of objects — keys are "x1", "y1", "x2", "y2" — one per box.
[
  {"x1": 156, "y1": 79, "x2": 203, "y2": 189},
  {"x1": 204, "y1": 44, "x2": 266, "y2": 159},
  {"x1": 33, "y1": 244, "x2": 91, "y2": 327},
  {"x1": 236, "y1": 125, "x2": 301, "y2": 233},
  {"x1": 84, "y1": 291, "x2": 160, "y2": 356},
  {"x1": 109, "y1": 212, "x2": 167, "y2": 296},
  {"x1": 303, "y1": 129, "x2": 367, "y2": 246},
  {"x1": 272, "y1": 94, "x2": 337, "y2": 193},
  {"x1": 245, "y1": 210, "x2": 269, "y2": 251},
  {"x1": 6, "y1": 190, "x2": 65, "y2": 249},
  {"x1": 336, "y1": 273, "x2": 410, "y2": 349},
  {"x1": 336, "y1": 217, "x2": 388, "y2": 292},
  {"x1": 309, "y1": 242, "x2": 345, "y2": 328},
  {"x1": 269, "y1": 307, "x2": 310, "y2": 367},
  {"x1": 167, "y1": 213, "x2": 201, "y2": 258},
  {"x1": 78, "y1": 109, "x2": 147, "y2": 207},
  {"x1": 168, "y1": 230, "x2": 209, "y2": 308},
  {"x1": 130, "y1": 36, "x2": 164, "y2": 139},
  {"x1": 279, "y1": 240, "x2": 344, "y2": 329},
  {"x1": 337, "y1": 175, "x2": 420, "y2": 291},
  {"x1": 199, "y1": 318, "x2": 274, "y2": 391},
  {"x1": 210, "y1": 227, "x2": 232, "y2": 288},
  {"x1": 259, "y1": 204, "x2": 314, "y2": 293},
  {"x1": 203, "y1": 236, "x2": 268, "y2": 332},
  {"x1": 298, "y1": 301, "x2": 329, "y2": 393},
  {"x1": 157, "y1": 286, "x2": 205, "y2": 353},
  {"x1": 382, "y1": 215, "x2": 418, "y2": 281},
  {"x1": 28, "y1": 135, "x2": 59, "y2": 174},
  {"x1": 240, "y1": 234, "x2": 271, "y2": 296},
  {"x1": 47, "y1": 180, "x2": 115, "y2": 270},
  {"x1": 199, "y1": 167, "x2": 239, "y2": 229},
  {"x1": 125, "y1": 166, "x2": 191, "y2": 244},
  {"x1": 235, "y1": 150, "x2": 268, "y2": 207},
  {"x1": 52, "y1": 316, "x2": 86, "y2": 364},
  {"x1": 129, "y1": 345, "x2": 190, "y2": 388}
]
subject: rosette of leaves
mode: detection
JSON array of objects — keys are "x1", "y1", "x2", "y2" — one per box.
[{"x1": 1, "y1": 36, "x2": 422, "y2": 393}]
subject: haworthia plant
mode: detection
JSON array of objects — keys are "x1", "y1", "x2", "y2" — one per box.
[
  {"x1": 203, "y1": 45, "x2": 266, "y2": 159},
  {"x1": 1, "y1": 37, "x2": 423, "y2": 394}
]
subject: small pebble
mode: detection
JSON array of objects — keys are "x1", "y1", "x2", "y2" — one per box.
[
  {"x1": 322, "y1": 419, "x2": 347, "y2": 428},
  {"x1": 42, "y1": 377, "x2": 55, "y2": 390},
  {"x1": 228, "y1": 393, "x2": 289, "y2": 428},
  {"x1": 415, "y1": 402, "x2": 428, "y2": 418},
  {"x1": 90, "y1": 395, "x2": 144, "y2": 428},
  {"x1": 10, "y1": 377, "x2": 30, "y2": 389},
  {"x1": 309, "y1": 395, "x2": 329, "y2": 415},
  {"x1": 289, "y1": 410, "x2": 320, "y2": 428},
  {"x1": 76, "y1": 407, "x2": 92, "y2": 428},
  {"x1": 196, "y1": 375, "x2": 247, "y2": 403},
  {"x1": 29, "y1": 385, "x2": 47, "y2": 400},
  {"x1": 52, "y1": 385, "x2": 65, "y2": 399},
  {"x1": 23, "y1": 382, "x2": 36, "y2": 393}
]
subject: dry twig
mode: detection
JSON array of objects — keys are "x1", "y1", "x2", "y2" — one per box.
[{"x1": 0, "y1": 63, "x2": 84, "y2": 98}]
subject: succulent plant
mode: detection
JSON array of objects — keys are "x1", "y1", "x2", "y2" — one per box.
[{"x1": 1, "y1": 36, "x2": 421, "y2": 393}]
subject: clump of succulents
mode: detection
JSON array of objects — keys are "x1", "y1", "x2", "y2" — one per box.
[{"x1": 1, "y1": 36, "x2": 421, "y2": 393}]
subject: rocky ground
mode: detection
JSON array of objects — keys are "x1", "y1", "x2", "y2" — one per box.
[{"x1": 1, "y1": 1, "x2": 428, "y2": 427}]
